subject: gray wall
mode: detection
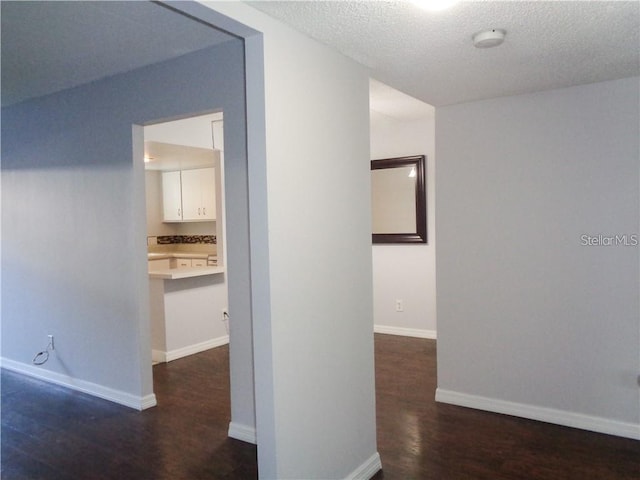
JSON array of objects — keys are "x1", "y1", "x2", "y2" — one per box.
[
  {"x1": 2, "y1": 40, "x2": 248, "y2": 410},
  {"x1": 207, "y1": 2, "x2": 381, "y2": 477},
  {"x1": 3, "y1": 0, "x2": 383, "y2": 475},
  {"x1": 435, "y1": 77, "x2": 639, "y2": 437}
]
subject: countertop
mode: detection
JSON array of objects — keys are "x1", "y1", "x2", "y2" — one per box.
[
  {"x1": 148, "y1": 252, "x2": 212, "y2": 260},
  {"x1": 148, "y1": 266, "x2": 225, "y2": 280}
]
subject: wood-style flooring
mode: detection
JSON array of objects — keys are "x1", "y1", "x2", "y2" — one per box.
[
  {"x1": 2, "y1": 334, "x2": 639, "y2": 479},
  {"x1": 371, "y1": 335, "x2": 639, "y2": 480}
]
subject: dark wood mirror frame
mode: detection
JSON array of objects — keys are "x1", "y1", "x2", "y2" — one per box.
[{"x1": 371, "y1": 154, "x2": 427, "y2": 244}]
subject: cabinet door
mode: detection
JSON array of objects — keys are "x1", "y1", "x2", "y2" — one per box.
[
  {"x1": 200, "y1": 167, "x2": 216, "y2": 220},
  {"x1": 181, "y1": 168, "x2": 216, "y2": 221},
  {"x1": 148, "y1": 258, "x2": 171, "y2": 271},
  {"x1": 176, "y1": 258, "x2": 192, "y2": 269},
  {"x1": 180, "y1": 169, "x2": 202, "y2": 221},
  {"x1": 162, "y1": 171, "x2": 182, "y2": 221}
]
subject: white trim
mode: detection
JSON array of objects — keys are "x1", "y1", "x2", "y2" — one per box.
[
  {"x1": 374, "y1": 325, "x2": 436, "y2": 339},
  {"x1": 228, "y1": 421, "x2": 257, "y2": 444},
  {"x1": 343, "y1": 452, "x2": 382, "y2": 480},
  {"x1": 152, "y1": 349, "x2": 166, "y2": 364},
  {"x1": 155, "y1": 335, "x2": 230, "y2": 363},
  {"x1": 140, "y1": 394, "x2": 158, "y2": 410},
  {"x1": 1, "y1": 358, "x2": 157, "y2": 411},
  {"x1": 436, "y1": 388, "x2": 640, "y2": 440}
]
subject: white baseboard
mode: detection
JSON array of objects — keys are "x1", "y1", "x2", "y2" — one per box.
[
  {"x1": 140, "y1": 394, "x2": 158, "y2": 410},
  {"x1": 374, "y1": 325, "x2": 436, "y2": 339},
  {"x1": 226, "y1": 424, "x2": 382, "y2": 479},
  {"x1": 228, "y1": 421, "x2": 257, "y2": 444},
  {"x1": 154, "y1": 335, "x2": 229, "y2": 363},
  {"x1": 152, "y1": 349, "x2": 166, "y2": 364},
  {"x1": 1, "y1": 357, "x2": 157, "y2": 411},
  {"x1": 436, "y1": 388, "x2": 640, "y2": 440},
  {"x1": 344, "y1": 452, "x2": 382, "y2": 480}
]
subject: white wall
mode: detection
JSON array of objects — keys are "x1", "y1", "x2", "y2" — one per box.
[
  {"x1": 435, "y1": 77, "x2": 640, "y2": 440},
  {"x1": 370, "y1": 109, "x2": 437, "y2": 338},
  {"x1": 201, "y1": 2, "x2": 380, "y2": 478},
  {"x1": 149, "y1": 275, "x2": 228, "y2": 362}
]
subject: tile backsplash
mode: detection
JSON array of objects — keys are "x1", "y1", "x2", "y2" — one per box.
[
  {"x1": 156, "y1": 235, "x2": 216, "y2": 245},
  {"x1": 147, "y1": 235, "x2": 217, "y2": 255}
]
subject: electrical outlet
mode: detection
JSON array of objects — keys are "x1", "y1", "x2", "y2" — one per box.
[
  {"x1": 48, "y1": 334, "x2": 55, "y2": 350},
  {"x1": 395, "y1": 300, "x2": 404, "y2": 312}
]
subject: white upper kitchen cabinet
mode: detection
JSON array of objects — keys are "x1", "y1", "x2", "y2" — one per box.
[
  {"x1": 200, "y1": 168, "x2": 216, "y2": 220},
  {"x1": 161, "y1": 170, "x2": 183, "y2": 222},
  {"x1": 174, "y1": 167, "x2": 216, "y2": 222}
]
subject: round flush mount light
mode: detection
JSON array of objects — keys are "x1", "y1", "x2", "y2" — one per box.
[{"x1": 473, "y1": 29, "x2": 506, "y2": 48}]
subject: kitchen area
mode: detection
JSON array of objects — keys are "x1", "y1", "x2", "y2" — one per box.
[{"x1": 144, "y1": 113, "x2": 229, "y2": 364}]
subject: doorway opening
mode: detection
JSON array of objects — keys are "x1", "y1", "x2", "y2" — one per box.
[
  {"x1": 143, "y1": 113, "x2": 229, "y2": 368},
  {"x1": 369, "y1": 78, "x2": 437, "y2": 340}
]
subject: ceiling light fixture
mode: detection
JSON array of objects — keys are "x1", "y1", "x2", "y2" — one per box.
[
  {"x1": 473, "y1": 29, "x2": 506, "y2": 48},
  {"x1": 411, "y1": 0, "x2": 459, "y2": 12}
]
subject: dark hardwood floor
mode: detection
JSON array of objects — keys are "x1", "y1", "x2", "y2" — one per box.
[
  {"x1": 371, "y1": 335, "x2": 639, "y2": 480},
  {"x1": 1, "y1": 345, "x2": 256, "y2": 480},
  {"x1": 2, "y1": 334, "x2": 639, "y2": 479}
]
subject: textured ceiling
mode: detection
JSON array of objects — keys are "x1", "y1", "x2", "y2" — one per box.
[
  {"x1": 3, "y1": 1, "x2": 637, "y2": 112},
  {"x1": 1, "y1": 1, "x2": 235, "y2": 106},
  {"x1": 370, "y1": 78, "x2": 434, "y2": 123},
  {"x1": 249, "y1": 0, "x2": 640, "y2": 106}
]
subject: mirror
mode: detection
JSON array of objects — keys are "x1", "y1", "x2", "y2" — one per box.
[{"x1": 371, "y1": 155, "x2": 427, "y2": 244}]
